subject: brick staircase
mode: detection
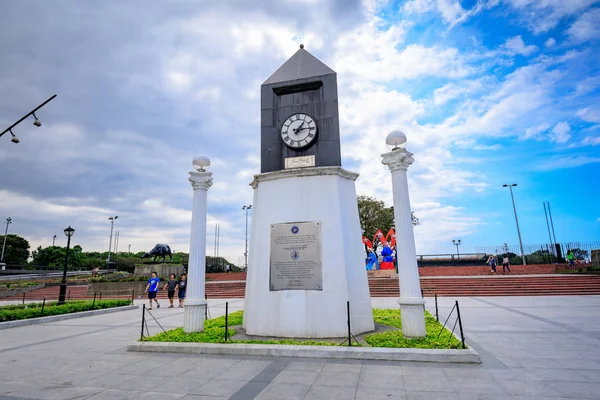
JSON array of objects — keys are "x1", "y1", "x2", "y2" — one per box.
[
  {"x1": 6, "y1": 275, "x2": 600, "y2": 301},
  {"x1": 369, "y1": 275, "x2": 600, "y2": 297}
]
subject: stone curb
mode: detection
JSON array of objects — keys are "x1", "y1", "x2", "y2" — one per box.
[
  {"x1": 0, "y1": 304, "x2": 139, "y2": 330},
  {"x1": 127, "y1": 341, "x2": 480, "y2": 363}
]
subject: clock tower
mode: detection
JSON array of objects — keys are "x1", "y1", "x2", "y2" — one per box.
[
  {"x1": 243, "y1": 45, "x2": 374, "y2": 339},
  {"x1": 261, "y1": 44, "x2": 342, "y2": 173}
]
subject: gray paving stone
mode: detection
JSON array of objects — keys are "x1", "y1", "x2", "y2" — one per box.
[
  {"x1": 303, "y1": 385, "x2": 357, "y2": 400},
  {"x1": 271, "y1": 369, "x2": 319, "y2": 385},
  {"x1": 361, "y1": 363, "x2": 403, "y2": 375},
  {"x1": 285, "y1": 360, "x2": 325, "y2": 371},
  {"x1": 358, "y1": 373, "x2": 404, "y2": 390},
  {"x1": 403, "y1": 376, "x2": 455, "y2": 392},
  {"x1": 86, "y1": 388, "x2": 144, "y2": 400},
  {"x1": 38, "y1": 386, "x2": 105, "y2": 400},
  {"x1": 530, "y1": 367, "x2": 593, "y2": 382},
  {"x1": 321, "y1": 362, "x2": 362, "y2": 373},
  {"x1": 254, "y1": 382, "x2": 311, "y2": 400},
  {"x1": 355, "y1": 387, "x2": 407, "y2": 400},
  {"x1": 133, "y1": 393, "x2": 186, "y2": 400},
  {"x1": 313, "y1": 371, "x2": 360, "y2": 387},
  {"x1": 406, "y1": 390, "x2": 460, "y2": 400},
  {"x1": 457, "y1": 394, "x2": 514, "y2": 400},
  {"x1": 498, "y1": 379, "x2": 561, "y2": 397},
  {"x1": 450, "y1": 378, "x2": 510, "y2": 395},
  {"x1": 189, "y1": 378, "x2": 249, "y2": 398},
  {"x1": 551, "y1": 381, "x2": 600, "y2": 399}
]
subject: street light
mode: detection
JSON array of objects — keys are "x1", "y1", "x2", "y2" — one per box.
[
  {"x1": 242, "y1": 205, "x2": 252, "y2": 269},
  {"x1": 0, "y1": 94, "x2": 57, "y2": 144},
  {"x1": 106, "y1": 216, "x2": 118, "y2": 271},
  {"x1": 452, "y1": 239, "x2": 461, "y2": 259},
  {"x1": 52, "y1": 234, "x2": 56, "y2": 246},
  {"x1": 503, "y1": 184, "x2": 526, "y2": 265},
  {"x1": 1, "y1": 217, "x2": 12, "y2": 263},
  {"x1": 58, "y1": 225, "x2": 75, "y2": 305}
]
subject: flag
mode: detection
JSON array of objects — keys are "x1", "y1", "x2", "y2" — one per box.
[
  {"x1": 362, "y1": 236, "x2": 373, "y2": 249},
  {"x1": 386, "y1": 228, "x2": 396, "y2": 248},
  {"x1": 373, "y1": 229, "x2": 388, "y2": 246}
]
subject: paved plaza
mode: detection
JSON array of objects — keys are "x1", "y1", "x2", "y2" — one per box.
[{"x1": 0, "y1": 295, "x2": 599, "y2": 399}]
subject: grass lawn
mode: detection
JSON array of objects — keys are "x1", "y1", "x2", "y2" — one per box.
[
  {"x1": 143, "y1": 309, "x2": 465, "y2": 349},
  {"x1": 0, "y1": 299, "x2": 133, "y2": 322}
]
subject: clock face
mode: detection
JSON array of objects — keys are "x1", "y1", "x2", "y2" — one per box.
[{"x1": 281, "y1": 113, "x2": 318, "y2": 150}]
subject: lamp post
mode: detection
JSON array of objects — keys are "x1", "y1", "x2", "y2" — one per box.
[
  {"x1": 382, "y1": 131, "x2": 426, "y2": 338},
  {"x1": 58, "y1": 226, "x2": 75, "y2": 305},
  {"x1": 452, "y1": 239, "x2": 461, "y2": 259},
  {"x1": 52, "y1": 235, "x2": 56, "y2": 246},
  {"x1": 242, "y1": 205, "x2": 252, "y2": 270},
  {"x1": 1, "y1": 217, "x2": 11, "y2": 264},
  {"x1": 106, "y1": 216, "x2": 118, "y2": 271},
  {"x1": 502, "y1": 184, "x2": 526, "y2": 265},
  {"x1": 1, "y1": 94, "x2": 57, "y2": 144}
]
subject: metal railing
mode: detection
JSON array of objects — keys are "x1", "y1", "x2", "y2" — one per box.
[
  {"x1": 435, "y1": 297, "x2": 466, "y2": 349},
  {"x1": 0, "y1": 269, "x2": 116, "y2": 281}
]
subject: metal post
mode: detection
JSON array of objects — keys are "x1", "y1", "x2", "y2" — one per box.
[
  {"x1": 225, "y1": 301, "x2": 229, "y2": 342},
  {"x1": 216, "y1": 224, "x2": 220, "y2": 257},
  {"x1": 107, "y1": 217, "x2": 117, "y2": 272},
  {"x1": 68, "y1": 290, "x2": 71, "y2": 301},
  {"x1": 504, "y1": 184, "x2": 526, "y2": 265},
  {"x1": 205, "y1": 293, "x2": 208, "y2": 320},
  {"x1": 22, "y1": 292, "x2": 26, "y2": 305},
  {"x1": 41, "y1": 297, "x2": 46, "y2": 315},
  {"x1": 52, "y1": 235, "x2": 56, "y2": 247},
  {"x1": 58, "y1": 233, "x2": 72, "y2": 305},
  {"x1": 347, "y1": 301, "x2": 351, "y2": 347},
  {"x1": 99, "y1": 292, "x2": 102, "y2": 301},
  {"x1": 455, "y1": 300, "x2": 465, "y2": 349},
  {"x1": 547, "y1": 202, "x2": 558, "y2": 249},
  {"x1": 131, "y1": 289, "x2": 135, "y2": 305},
  {"x1": 141, "y1": 304, "x2": 146, "y2": 341},
  {"x1": 93, "y1": 292, "x2": 96, "y2": 308},
  {"x1": 435, "y1": 294, "x2": 439, "y2": 322},
  {"x1": 243, "y1": 205, "x2": 251, "y2": 269},
  {"x1": 1, "y1": 217, "x2": 11, "y2": 263},
  {"x1": 543, "y1": 202, "x2": 555, "y2": 257}
]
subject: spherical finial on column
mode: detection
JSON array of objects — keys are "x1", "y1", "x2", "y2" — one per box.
[
  {"x1": 192, "y1": 156, "x2": 211, "y2": 172},
  {"x1": 299, "y1": 43, "x2": 304, "y2": 49},
  {"x1": 386, "y1": 131, "x2": 407, "y2": 150}
]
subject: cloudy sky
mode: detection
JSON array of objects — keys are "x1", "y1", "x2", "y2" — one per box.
[{"x1": 1, "y1": 0, "x2": 599, "y2": 263}]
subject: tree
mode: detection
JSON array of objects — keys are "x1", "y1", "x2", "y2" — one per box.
[
  {"x1": 0, "y1": 234, "x2": 30, "y2": 266},
  {"x1": 357, "y1": 196, "x2": 394, "y2": 241},
  {"x1": 30, "y1": 244, "x2": 84, "y2": 270}
]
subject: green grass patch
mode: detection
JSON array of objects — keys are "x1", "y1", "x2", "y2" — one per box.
[
  {"x1": 0, "y1": 299, "x2": 133, "y2": 322},
  {"x1": 143, "y1": 308, "x2": 465, "y2": 349},
  {"x1": 365, "y1": 309, "x2": 464, "y2": 349}
]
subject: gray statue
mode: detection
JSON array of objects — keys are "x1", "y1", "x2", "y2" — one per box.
[{"x1": 141, "y1": 244, "x2": 173, "y2": 262}]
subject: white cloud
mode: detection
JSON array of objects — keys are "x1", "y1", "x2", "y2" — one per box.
[
  {"x1": 550, "y1": 122, "x2": 571, "y2": 143},
  {"x1": 505, "y1": 0, "x2": 597, "y2": 34},
  {"x1": 544, "y1": 38, "x2": 556, "y2": 48},
  {"x1": 577, "y1": 107, "x2": 600, "y2": 123},
  {"x1": 535, "y1": 155, "x2": 600, "y2": 170},
  {"x1": 575, "y1": 76, "x2": 600, "y2": 96},
  {"x1": 568, "y1": 8, "x2": 600, "y2": 42},
  {"x1": 581, "y1": 136, "x2": 600, "y2": 146},
  {"x1": 504, "y1": 36, "x2": 538, "y2": 56},
  {"x1": 522, "y1": 123, "x2": 551, "y2": 140}
]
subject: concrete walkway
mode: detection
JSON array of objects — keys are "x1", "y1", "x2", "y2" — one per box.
[{"x1": 0, "y1": 295, "x2": 599, "y2": 399}]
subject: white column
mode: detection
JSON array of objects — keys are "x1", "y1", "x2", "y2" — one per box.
[
  {"x1": 382, "y1": 144, "x2": 426, "y2": 338},
  {"x1": 184, "y1": 170, "x2": 213, "y2": 333}
]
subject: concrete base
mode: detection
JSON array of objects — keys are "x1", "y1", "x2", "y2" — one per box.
[
  {"x1": 134, "y1": 264, "x2": 184, "y2": 278},
  {"x1": 183, "y1": 300, "x2": 207, "y2": 333},
  {"x1": 127, "y1": 341, "x2": 480, "y2": 363},
  {"x1": 398, "y1": 297, "x2": 427, "y2": 337},
  {"x1": 244, "y1": 167, "x2": 374, "y2": 338},
  {"x1": 0, "y1": 304, "x2": 139, "y2": 330},
  {"x1": 367, "y1": 270, "x2": 397, "y2": 279}
]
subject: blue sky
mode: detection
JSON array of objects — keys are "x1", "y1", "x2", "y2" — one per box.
[{"x1": 0, "y1": 0, "x2": 598, "y2": 262}]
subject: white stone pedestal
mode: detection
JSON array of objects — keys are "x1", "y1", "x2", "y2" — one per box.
[
  {"x1": 382, "y1": 147, "x2": 426, "y2": 338},
  {"x1": 243, "y1": 167, "x2": 374, "y2": 338},
  {"x1": 184, "y1": 170, "x2": 212, "y2": 333}
]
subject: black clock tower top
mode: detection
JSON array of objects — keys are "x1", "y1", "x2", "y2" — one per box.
[{"x1": 260, "y1": 45, "x2": 342, "y2": 173}]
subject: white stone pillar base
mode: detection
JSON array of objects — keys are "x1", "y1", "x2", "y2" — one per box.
[
  {"x1": 183, "y1": 300, "x2": 207, "y2": 333},
  {"x1": 398, "y1": 297, "x2": 426, "y2": 338}
]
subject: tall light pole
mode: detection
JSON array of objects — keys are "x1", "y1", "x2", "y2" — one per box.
[
  {"x1": 1, "y1": 217, "x2": 11, "y2": 269},
  {"x1": 58, "y1": 226, "x2": 75, "y2": 305},
  {"x1": 128, "y1": 244, "x2": 131, "y2": 254},
  {"x1": 107, "y1": 216, "x2": 118, "y2": 271},
  {"x1": 1, "y1": 94, "x2": 57, "y2": 144},
  {"x1": 242, "y1": 205, "x2": 252, "y2": 270},
  {"x1": 452, "y1": 239, "x2": 461, "y2": 259},
  {"x1": 503, "y1": 184, "x2": 526, "y2": 265},
  {"x1": 52, "y1": 234, "x2": 56, "y2": 246}
]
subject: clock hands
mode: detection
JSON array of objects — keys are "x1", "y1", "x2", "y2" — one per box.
[{"x1": 293, "y1": 121, "x2": 305, "y2": 133}]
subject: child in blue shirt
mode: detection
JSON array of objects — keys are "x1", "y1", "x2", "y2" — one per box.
[{"x1": 144, "y1": 271, "x2": 161, "y2": 310}]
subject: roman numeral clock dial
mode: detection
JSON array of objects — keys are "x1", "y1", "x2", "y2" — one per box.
[{"x1": 281, "y1": 113, "x2": 318, "y2": 150}]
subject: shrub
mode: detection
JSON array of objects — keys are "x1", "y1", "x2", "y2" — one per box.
[{"x1": 0, "y1": 299, "x2": 132, "y2": 322}]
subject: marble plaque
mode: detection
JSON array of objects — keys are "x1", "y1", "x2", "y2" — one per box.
[
  {"x1": 284, "y1": 155, "x2": 315, "y2": 169},
  {"x1": 270, "y1": 221, "x2": 322, "y2": 291}
]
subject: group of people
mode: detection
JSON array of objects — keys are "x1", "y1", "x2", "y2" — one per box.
[
  {"x1": 145, "y1": 271, "x2": 187, "y2": 310},
  {"x1": 486, "y1": 254, "x2": 511, "y2": 275}
]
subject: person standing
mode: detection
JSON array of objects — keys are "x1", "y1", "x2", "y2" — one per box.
[
  {"x1": 502, "y1": 256, "x2": 511, "y2": 274},
  {"x1": 566, "y1": 250, "x2": 576, "y2": 269},
  {"x1": 487, "y1": 254, "x2": 497, "y2": 275},
  {"x1": 163, "y1": 273, "x2": 179, "y2": 308},
  {"x1": 145, "y1": 271, "x2": 161, "y2": 310},
  {"x1": 178, "y1": 273, "x2": 187, "y2": 308}
]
